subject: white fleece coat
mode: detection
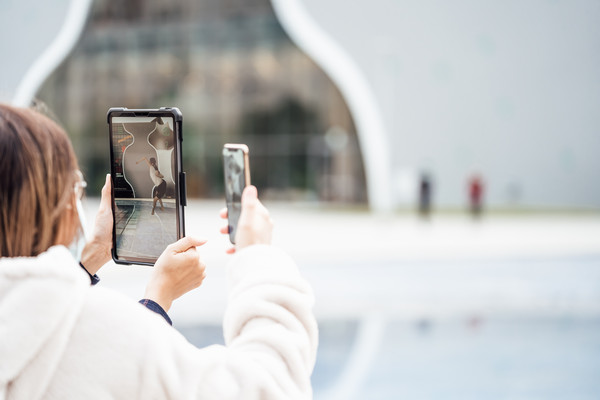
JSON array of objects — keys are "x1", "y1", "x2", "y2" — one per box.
[{"x1": 0, "y1": 245, "x2": 318, "y2": 400}]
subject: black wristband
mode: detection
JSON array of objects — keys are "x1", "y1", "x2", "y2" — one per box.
[
  {"x1": 79, "y1": 262, "x2": 100, "y2": 286},
  {"x1": 139, "y1": 299, "x2": 173, "y2": 325}
]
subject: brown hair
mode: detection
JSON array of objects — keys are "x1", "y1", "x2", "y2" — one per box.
[{"x1": 0, "y1": 104, "x2": 79, "y2": 257}]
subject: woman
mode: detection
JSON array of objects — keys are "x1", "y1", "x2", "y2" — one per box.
[
  {"x1": 136, "y1": 156, "x2": 166, "y2": 215},
  {"x1": 0, "y1": 104, "x2": 318, "y2": 399}
]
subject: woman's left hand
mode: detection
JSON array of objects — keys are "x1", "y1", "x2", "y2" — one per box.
[{"x1": 80, "y1": 174, "x2": 113, "y2": 275}]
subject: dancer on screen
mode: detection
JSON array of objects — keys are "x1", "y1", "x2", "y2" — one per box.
[{"x1": 136, "y1": 156, "x2": 166, "y2": 215}]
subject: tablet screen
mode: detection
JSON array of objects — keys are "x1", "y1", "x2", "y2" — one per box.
[{"x1": 110, "y1": 115, "x2": 178, "y2": 263}]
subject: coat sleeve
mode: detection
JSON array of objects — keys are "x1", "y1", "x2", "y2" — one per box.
[{"x1": 140, "y1": 245, "x2": 318, "y2": 400}]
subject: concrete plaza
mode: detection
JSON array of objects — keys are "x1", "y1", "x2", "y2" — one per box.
[{"x1": 83, "y1": 199, "x2": 600, "y2": 322}]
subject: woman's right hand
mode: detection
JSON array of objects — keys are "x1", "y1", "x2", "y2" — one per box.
[
  {"x1": 144, "y1": 237, "x2": 207, "y2": 312},
  {"x1": 80, "y1": 174, "x2": 112, "y2": 275},
  {"x1": 220, "y1": 185, "x2": 273, "y2": 254}
]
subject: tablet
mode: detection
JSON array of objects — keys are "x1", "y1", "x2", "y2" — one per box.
[{"x1": 107, "y1": 107, "x2": 186, "y2": 265}]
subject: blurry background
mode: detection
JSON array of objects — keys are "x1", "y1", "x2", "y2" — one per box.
[
  {"x1": 10, "y1": 0, "x2": 367, "y2": 205},
  {"x1": 2, "y1": 0, "x2": 600, "y2": 398}
]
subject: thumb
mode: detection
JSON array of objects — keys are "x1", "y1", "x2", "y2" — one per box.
[
  {"x1": 169, "y1": 236, "x2": 207, "y2": 253},
  {"x1": 242, "y1": 185, "x2": 258, "y2": 205},
  {"x1": 100, "y1": 174, "x2": 111, "y2": 210}
]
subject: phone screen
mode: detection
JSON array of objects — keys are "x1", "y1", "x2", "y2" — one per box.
[
  {"x1": 223, "y1": 146, "x2": 249, "y2": 244},
  {"x1": 109, "y1": 113, "x2": 182, "y2": 264}
]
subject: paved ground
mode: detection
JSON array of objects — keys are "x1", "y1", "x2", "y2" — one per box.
[
  {"x1": 114, "y1": 199, "x2": 177, "y2": 260},
  {"x1": 82, "y1": 199, "x2": 600, "y2": 322}
]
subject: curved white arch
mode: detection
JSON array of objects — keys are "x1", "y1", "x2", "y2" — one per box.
[
  {"x1": 316, "y1": 315, "x2": 386, "y2": 400},
  {"x1": 120, "y1": 124, "x2": 139, "y2": 199},
  {"x1": 271, "y1": 0, "x2": 393, "y2": 212},
  {"x1": 12, "y1": 0, "x2": 93, "y2": 107}
]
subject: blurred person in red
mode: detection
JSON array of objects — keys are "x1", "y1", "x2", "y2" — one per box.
[{"x1": 468, "y1": 174, "x2": 484, "y2": 218}]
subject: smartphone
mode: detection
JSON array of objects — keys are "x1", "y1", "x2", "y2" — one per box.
[
  {"x1": 223, "y1": 144, "x2": 250, "y2": 244},
  {"x1": 107, "y1": 107, "x2": 186, "y2": 265}
]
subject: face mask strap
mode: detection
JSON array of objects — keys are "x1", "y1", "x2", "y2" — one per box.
[
  {"x1": 69, "y1": 196, "x2": 88, "y2": 261},
  {"x1": 75, "y1": 197, "x2": 89, "y2": 239}
]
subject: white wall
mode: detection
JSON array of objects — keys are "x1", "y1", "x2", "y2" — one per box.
[
  {"x1": 299, "y1": 0, "x2": 600, "y2": 209},
  {"x1": 0, "y1": 0, "x2": 92, "y2": 106},
  {"x1": 0, "y1": 1, "x2": 70, "y2": 102}
]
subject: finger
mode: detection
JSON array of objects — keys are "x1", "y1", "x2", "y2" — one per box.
[
  {"x1": 191, "y1": 279, "x2": 203, "y2": 290},
  {"x1": 219, "y1": 207, "x2": 228, "y2": 219},
  {"x1": 225, "y1": 247, "x2": 236, "y2": 255},
  {"x1": 220, "y1": 225, "x2": 229, "y2": 234},
  {"x1": 184, "y1": 246, "x2": 198, "y2": 258},
  {"x1": 169, "y1": 236, "x2": 208, "y2": 253}
]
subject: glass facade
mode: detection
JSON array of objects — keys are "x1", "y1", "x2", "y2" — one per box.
[{"x1": 38, "y1": 0, "x2": 367, "y2": 203}]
